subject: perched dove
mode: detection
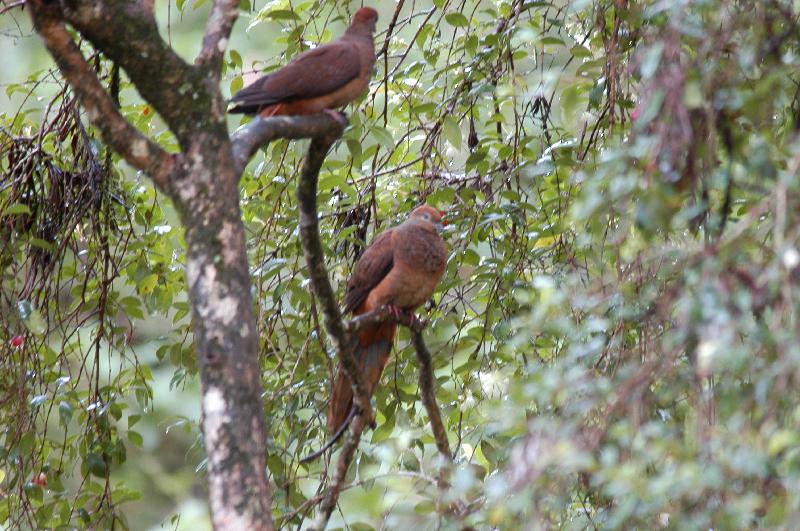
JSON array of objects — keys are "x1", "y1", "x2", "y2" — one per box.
[{"x1": 228, "y1": 8, "x2": 378, "y2": 117}]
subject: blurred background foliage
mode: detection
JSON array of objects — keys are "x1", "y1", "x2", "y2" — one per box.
[{"x1": 2, "y1": 0, "x2": 800, "y2": 529}]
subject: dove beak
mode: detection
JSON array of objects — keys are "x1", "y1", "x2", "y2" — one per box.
[{"x1": 435, "y1": 215, "x2": 449, "y2": 233}]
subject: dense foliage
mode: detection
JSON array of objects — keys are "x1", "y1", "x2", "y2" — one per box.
[{"x1": 2, "y1": 0, "x2": 800, "y2": 528}]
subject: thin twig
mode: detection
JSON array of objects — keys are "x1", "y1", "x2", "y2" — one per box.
[
  {"x1": 300, "y1": 406, "x2": 356, "y2": 464},
  {"x1": 308, "y1": 412, "x2": 368, "y2": 530}
]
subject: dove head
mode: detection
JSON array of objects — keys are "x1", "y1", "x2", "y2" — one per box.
[
  {"x1": 408, "y1": 205, "x2": 446, "y2": 232},
  {"x1": 349, "y1": 7, "x2": 378, "y2": 36}
]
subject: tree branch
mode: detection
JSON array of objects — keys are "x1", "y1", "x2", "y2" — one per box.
[
  {"x1": 196, "y1": 0, "x2": 239, "y2": 79},
  {"x1": 49, "y1": 0, "x2": 221, "y2": 146},
  {"x1": 343, "y1": 305, "x2": 426, "y2": 335},
  {"x1": 411, "y1": 328, "x2": 452, "y2": 461},
  {"x1": 231, "y1": 114, "x2": 348, "y2": 175},
  {"x1": 301, "y1": 308, "x2": 432, "y2": 465},
  {"x1": 378, "y1": 0, "x2": 405, "y2": 58},
  {"x1": 0, "y1": 0, "x2": 25, "y2": 15},
  {"x1": 28, "y1": 1, "x2": 175, "y2": 188},
  {"x1": 307, "y1": 307, "x2": 451, "y2": 530},
  {"x1": 345, "y1": 306, "x2": 452, "y2": 461},
  {"x1": 295, "y1": 125, "x2": 374, "y2": 427},
  {"x1": 295, "y1": 122, "x2": 392, "y2": 529}
]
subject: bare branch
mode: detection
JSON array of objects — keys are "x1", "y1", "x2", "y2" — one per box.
[
  {"x1": 231, "y1": 114, "x2": 348, "y2": 175},
  {"x1": 293, "y1": 123, "x2": 389, "y2": 529},
  {"x1": 412, "y1": 328, "x2": 452, "y2": 461},
  {"x1": 378, "y1": 0, "x2": 406, "y2": 58},
  {"x1": 197, "y1": 0, "x2": 239, "y2": 78},
  {"x1": 300, "y1": 406, "x2": 357, "y2": 464},
  {"x1": 0, "y1": 0, "x2": 24, "y2": 15},
  {"x1": 343, "y1": 305, "x2": 425, "y2": 335},
  {"x1": 301, "y1": 307, "x2": 429, "y2": 465},
  {"x1": 295, "y1": 125, "x2": 375, "y2": 428},
  {"x1": 28, "y1": 2, "x2": 175, "y2": 188}
]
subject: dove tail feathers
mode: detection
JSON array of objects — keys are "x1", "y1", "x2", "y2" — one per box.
[{"x1": 327, "y1": 321, "x2": 395, "y2": 433}]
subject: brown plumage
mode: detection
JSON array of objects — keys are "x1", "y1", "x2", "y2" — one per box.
[
  {"x1": 228, "y1": 8, "x2": 378, "y2": 117},
  {"x1": 328, "y1": 205, "x2": 448, "y2": 433}
]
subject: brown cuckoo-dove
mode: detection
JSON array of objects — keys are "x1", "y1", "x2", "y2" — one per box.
[
  {"x1": 327, "y1": 205, "x2": 448, "y2": 434},
  {"x1": 228, "y1": 8, "x2": 378, "y2": 117}
]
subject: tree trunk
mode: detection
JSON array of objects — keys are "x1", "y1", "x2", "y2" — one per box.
[{"x1": 176, "y1": 143, "x2": 274, "y2": 530}]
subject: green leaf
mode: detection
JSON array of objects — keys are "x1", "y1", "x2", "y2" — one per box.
[
  {"x1": 416, "y1": 24, "x2": 433, "y2": 48},
  {"x1": 319, "y1": 172, "x2": 346, "y2": 190},
  {"x1": 29, "y1": 238, "x2": 54, "y2": 252},
  {"x1": 18, "y1": 432, "x2": 35, "y2": 454},
  {"x1": 4, "y1": 203, "x2": 31, "y2": 216},
  {"x1": 570, "y1": 45, "x2": 592, "y2": 59},
  {"x1": 42, "y1": 346, "x2": 57, "y2": 366},
  {"x1": 127, "y1": 430, "x2": 143, "y2": 448},
  {"x1": 120, "y1": 296, "x2": 144, "y2": 320},
  {"x1": 370, "y1": 414, "x2": 396, "y2": 443},
  {"x1": 371, "y1": 126, "x2": 395, "y2": 151},
  {"x1": 539, "y1": 36, "x2": 565, "y2": 47},
  {"x1": 442, "y1": 115, "x2": 462, "y2": 150},
  {"x1": 346, "y1": 138, "x2": 362, "y2": 162},
  {"x1": 24, "y1": 483, "x2": 43, "y2": 503},
  {"x1": 58, "y1": 402, "x2": 73, "y2": 427},
  {"x1": 414, "y1": 500, "x2": 436, "y2": 514},
  {"x1": 138, "y1": 273, "x2": 159, "y2": 295},
  {"x1": 229, "y1": 49, "x2": 242, "y2": 68},
  {"x1": 445, "y1": 12, "x2": 469, "y2": 27},
  {"x1": 86, "y1": 454, "x2": 107, "y2": 478},
  {"x1": 111, "y1": 485, "x2": 142, "y2": 504},
  {"x1": 230, "y1": 75, "x2": 244, "y2": 94},
  {"x1": 258, "y1": 8, "x2": 300, "y2": 21}
]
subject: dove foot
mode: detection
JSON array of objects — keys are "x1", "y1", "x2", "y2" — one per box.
[{"x1": 323, "y1": 108, "x2": 348, "y2": 126}]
